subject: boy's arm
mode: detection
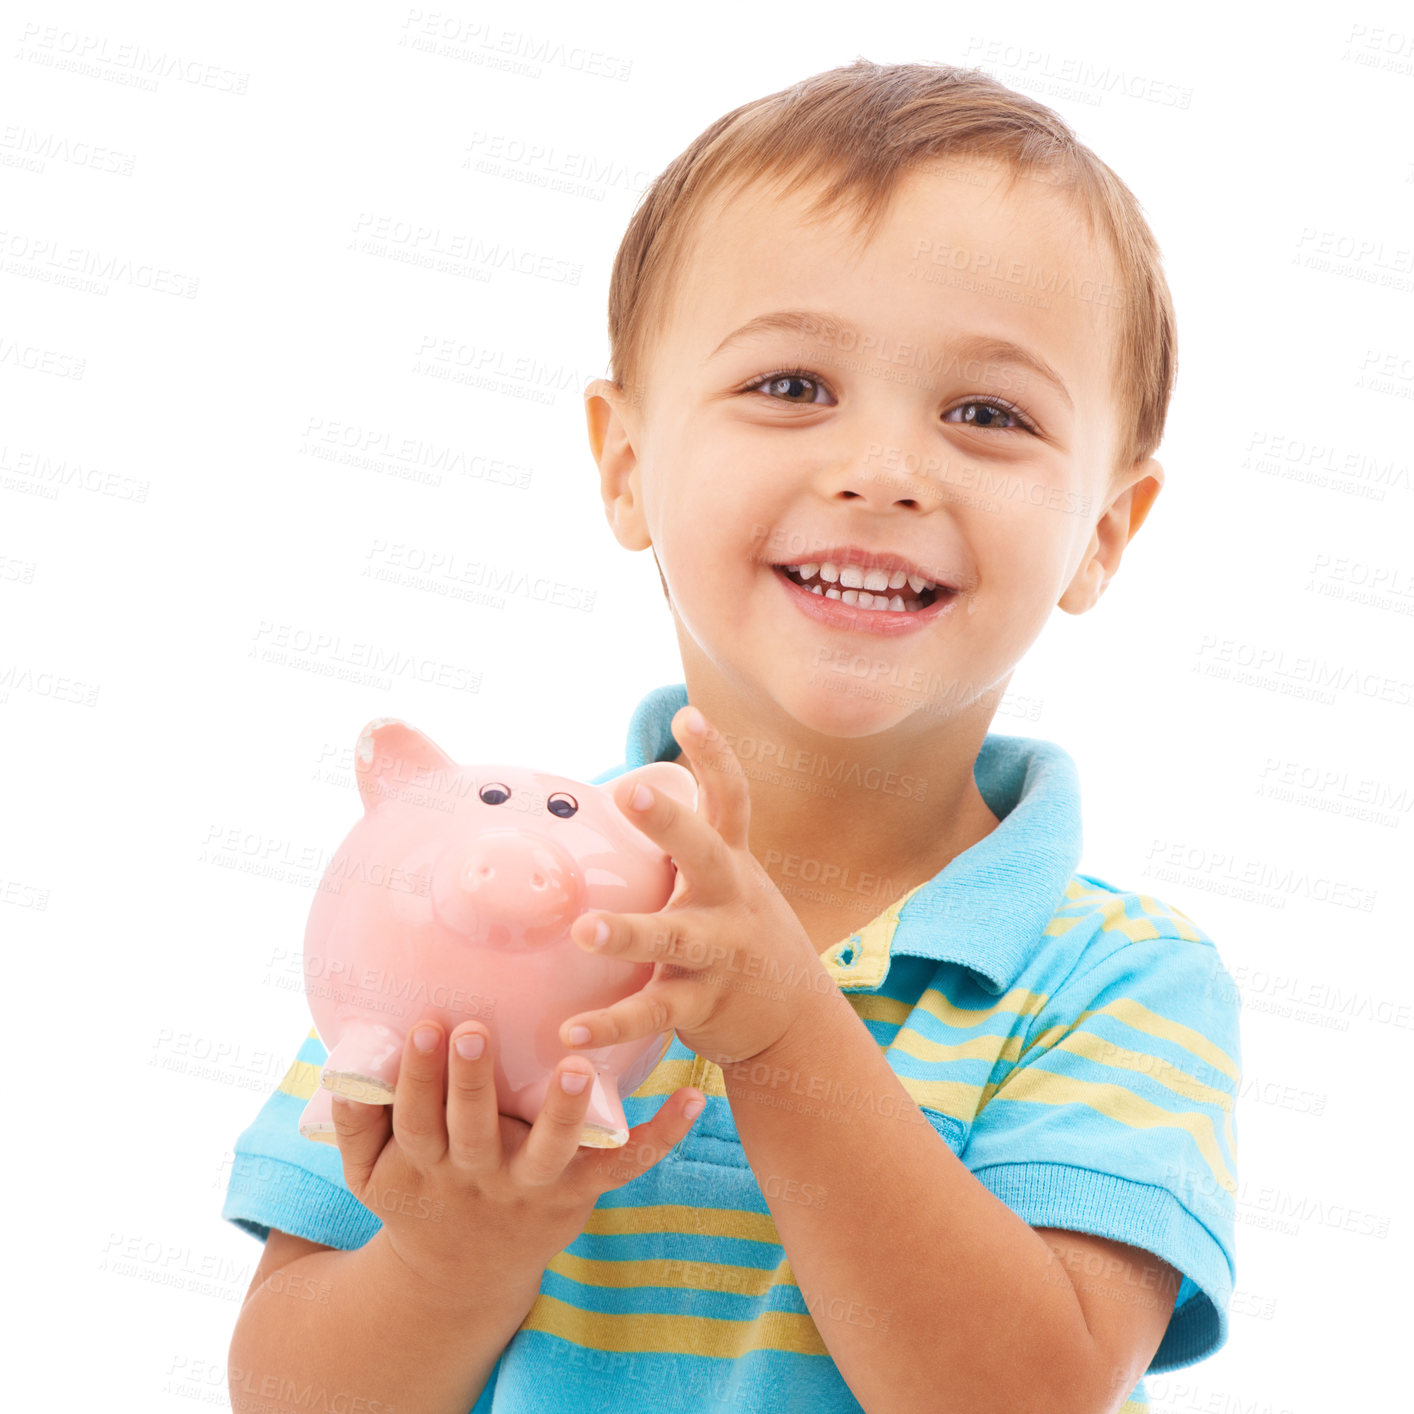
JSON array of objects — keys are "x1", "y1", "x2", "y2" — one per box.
[
  {"x1": 228, "y1": 1225, "x2": 542, "y2": 1414},
  {"x1": 722, "y1": 988, "x2": 1172, "y2": 1414},
  {"x1": 1032, "y1": 1227, "x2": 1182, "y2": 1404}
]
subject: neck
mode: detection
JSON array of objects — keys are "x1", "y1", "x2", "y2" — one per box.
[{"x1": 666, "y1": 677, "x2": 1004, "y2": 931}]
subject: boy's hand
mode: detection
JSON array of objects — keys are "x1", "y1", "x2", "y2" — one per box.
[
  {"x1": 329, "y1": 1016, "x2": 704, "y2": 1300},
  {"x1": 559, "y1": 704, "x2": 840, "y2": 1069}
]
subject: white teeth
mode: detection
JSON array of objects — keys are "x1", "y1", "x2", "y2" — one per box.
[
  {"x1": 838, "y1": 587, "x2": 924, "y2": 613},
  {"x1": 827, "y1": 563, "x2": 939, "y2": 594},
  {"x1": 780, "y1": 558, "x2": 942, "y2": 611}
]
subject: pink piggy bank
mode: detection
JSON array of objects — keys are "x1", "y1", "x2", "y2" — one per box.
[{"x1": 297, "y1": 716, "x2": 696, "y2": 1149}]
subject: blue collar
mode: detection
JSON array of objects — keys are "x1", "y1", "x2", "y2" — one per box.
[{"x1": 596, "y1": 682, "x2": 1083, "y2": 995}]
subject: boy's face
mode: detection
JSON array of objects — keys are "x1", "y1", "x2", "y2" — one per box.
[{"x1": 587, "y1": 157, "x2": 1162, "y2": 742}]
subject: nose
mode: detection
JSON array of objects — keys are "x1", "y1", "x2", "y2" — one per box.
[
  {"x1": 828, "y1": 435, "x2": 951, "y2": 513},
  {"x1": 433, "y1": 829, "x2": 582, "y2": 945}
]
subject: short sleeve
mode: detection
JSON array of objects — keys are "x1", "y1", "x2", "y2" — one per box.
[
  {"x1": 961, "y1": 933, "x2": 1241, "y2": 1372},
  {"x1": 220, "y1": 1026, "x2": 382, "y2": 1250}
]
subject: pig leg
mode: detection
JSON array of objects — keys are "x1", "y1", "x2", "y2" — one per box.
[
  {"x1": 298, "y1": 1086, "x2": 338, "y2": 1145},
  {"x1": 580, "y1": 1073, "x2": 631, "y2": 1149},
  {"x1": 575, "y1": 1034, "x2": 671, "y2": 1147},
  {"x1": 320, "y1": 1020, "x2": 404, "y2": 1104}
]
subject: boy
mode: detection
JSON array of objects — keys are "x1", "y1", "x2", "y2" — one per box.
[{"x1": 224, "y1": 60, "x2": 1240, "y2": 1414}]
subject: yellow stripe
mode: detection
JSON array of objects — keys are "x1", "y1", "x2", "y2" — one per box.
[
  {"x1": 520, "y1": 1290, "x2": 828, "y2": 1357},
  {"x1": 1056, "y1": 881, "x2": 1207, "y2": 946},
  {"x1": 887, "y1": 1028, "x2": 1027, "y2": 1123},
  {"x1": 897, "y1": 1075, "x2": 990, "y2": 1117},
  {"x1": 1138, "y1": 893, "x2": 1204, "y2": 942},
  {"x1": 549, "y1": 1249, "x2": 788, "y2": 1297},
  {"x1": 1048, "y1": 1030, "x2": 1237, "y2": 1160},
  {"x1": 1058, "y1": 1032, "x2": 1234, "y2": 1112},
  {"x1": 1087, "y1": 894, "x2": 1170, "y2": 943},
  {"x1": 905, "y1": 985, "x2": 1052, "y2": 1034},
  {"x1": 277, "y1": 1058, "x2": 322, "y2": 1101},
  {"x1": 891, "y1": 1028, "x2": 1027, "y2": 1069},
  {"x1": 584, "y1": 1204, "x2": 781, "y2": 1245},
  {"x1": 1042, "y1": 911, "x2": 1090, "y2": 938},
  {"x1": 1058, "y1": 880, "x2": 1120, "y2": 912},
  {"x1": 990, "y1": 1069, "x2": 1236, "y2": 1193},
  {"x1": 819, "y1": 882, "x2": 925, "y2": 988},
  {"x1": 1062, "y1": 878, "x2": 1104, "y2": 904},
  {"x1": 630, "y1": 1057, "x2": 730, "y2": 1100},
  {"x1": 847, "y1": 992, "x2": 915, "y2": 1027},
  {"x1": 1077, "y1": 997, "x2": 1240, "y2": 1084}
]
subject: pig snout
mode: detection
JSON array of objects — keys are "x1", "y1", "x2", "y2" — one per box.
[{"x1": 432, "y1": 829, "x2": 583, "y2": 946}]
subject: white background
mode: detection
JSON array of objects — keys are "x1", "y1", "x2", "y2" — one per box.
[{"x1": 6, "y1": 2, "x2": 1411, "y2": 1410}]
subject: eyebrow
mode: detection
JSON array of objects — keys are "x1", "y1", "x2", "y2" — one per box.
[{"x1": 707, "y1": 308, "x2": 1074, "y2": 411}]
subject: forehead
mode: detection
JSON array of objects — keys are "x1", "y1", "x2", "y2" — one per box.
[{"x1": 662, "y1": 157, "x2": 1120, "y2": 416}]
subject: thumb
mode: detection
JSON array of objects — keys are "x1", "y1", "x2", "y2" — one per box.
[
  {"x1": 330, "y1": 1092, "x2": 392, "y2": 1199},
  {"x1": 590, "y1": 1087, "x2": 705, "y2": 1193}
]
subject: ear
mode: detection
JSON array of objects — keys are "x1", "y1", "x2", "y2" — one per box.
[
  {"x1": 1059, "y1": 456, "x2": 1164, "y2": 615},
  {"x1": 354, "y1": 719, "x2": 457, "y2": 812},
  {"x1": 584, "y1": 377, "x2": 652, "y2": 552},
  {"x1": 612, "y1": 760, "x2": 698, "y2": 813}
]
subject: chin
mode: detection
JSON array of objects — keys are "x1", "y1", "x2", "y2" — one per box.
[{"x1": 770, "y1": 671, "x2": 925, "y2": 741}]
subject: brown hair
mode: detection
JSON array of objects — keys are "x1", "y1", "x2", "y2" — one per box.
[{"x1": 604, "y1": 58, "x2": 1176, "y2": 482}]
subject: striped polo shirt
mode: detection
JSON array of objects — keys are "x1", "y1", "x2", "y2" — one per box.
[{"x1": 222, "y1": 681, "x2": 1241, "y2": 1413}]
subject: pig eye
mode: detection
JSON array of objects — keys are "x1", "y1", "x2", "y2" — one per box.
[
  {"x1": 479, "y1": 783, "x2": 511, "y2": 805},
  {"x1": 547, "y1": 792, "x2": 578, "y2": 818}
]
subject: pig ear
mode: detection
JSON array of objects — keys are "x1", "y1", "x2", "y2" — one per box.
[
  {"x1": 617, "y1": 760, "x2": 698, "y2": 813},
  {"x1": 354, "y1": 718, "x2": 457, "y2": 812}
]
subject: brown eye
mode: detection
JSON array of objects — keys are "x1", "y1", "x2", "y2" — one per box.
[
  {"x1": 745, "y1": 368, "x2": 835, "y2": 405},
  {"x1": 944, "y1": 398, "x2": 1034, "y2": 433},
  {"x1": 547, "y1": 792, "x2": 578, "y2": 818},
  {"x1": 479, "y1": 782, "x2": 510, "y2": 805}
]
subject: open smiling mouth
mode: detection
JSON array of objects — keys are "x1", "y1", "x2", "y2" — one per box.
[{"x1": 773, "y1": 561, "x2": 952, "y2": 613}]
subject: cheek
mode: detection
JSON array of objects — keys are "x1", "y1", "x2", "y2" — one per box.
[{"x1": 993, "y1": 498, "x2": 1083, "y2": 578}]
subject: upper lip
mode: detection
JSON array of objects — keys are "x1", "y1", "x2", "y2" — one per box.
[{"x1": 771, "y1": 543, "x2": 964, "y2": 593}]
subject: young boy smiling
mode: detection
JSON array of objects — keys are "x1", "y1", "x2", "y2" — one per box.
[{"x1": 225, "y1": 61, "x2": 1240, "y2": 1414}]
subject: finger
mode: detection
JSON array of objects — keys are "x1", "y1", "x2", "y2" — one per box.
[
  {"x1": 570, "y1": 908, "x2": 714, "y2": 972},
  {"x1": 391, "y1": 1019, "x2": 449, "y2": 1167},
  {"x1": 586, "y1": 1087, "x2": 707, "y2": 1194},
  {"x1": 560, "y1": 984, "x2": 680, "y2": 1052},
  {"x1": 670, "y1": 704, "x2": 751, "y2": 849},
  {"x1": 609, "y1": 760, "x2": 731, "y2": 900},
  {"x1": 330, "y1": 1093, "x2": 392, "y2": 1197},
  {"x1": 509, "y1": 1057, "x2": 601, "y2": 1187},
  {"x1": 444, "y1": 1022, "x2": 503, "y2": 1175}
]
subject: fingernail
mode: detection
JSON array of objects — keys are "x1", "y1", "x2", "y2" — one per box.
[
  {"x1": 455, "y1": 1032, "x2": 485, "y2": 1061},
  {"x1": 412, "y1": 1025, "x2": 438, "y2": 1051},
  {"x1": 560, "y1": 1071, "x2": 588, "y2": 1094},
  {"x1": 682, "y1": 706, "x2": 706, "y2": 736},
  {"x1": 588, "y1": 918, "x2": 609, "y2": 948},
  {"x1": 684, "y1": 1098, "x2": 705, "y2": 1121},
  {"x1": 628, "y1": 783, "x2": 653, "y2": 811},
  {"x1": 567, "y1": 1025, "x2": 591, "y2": 1046}
]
